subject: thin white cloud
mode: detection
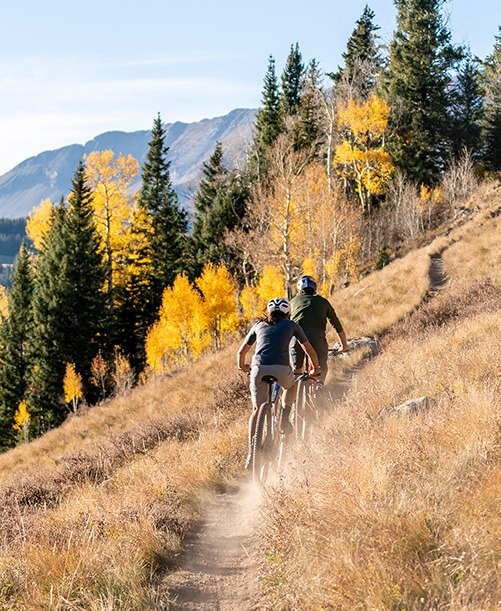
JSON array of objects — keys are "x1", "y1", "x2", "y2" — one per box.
[{"x1": 0, "y1": 53, "x2": 260, "y2": 174}]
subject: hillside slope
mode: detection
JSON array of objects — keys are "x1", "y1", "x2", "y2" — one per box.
[{"x1": 0, "y1": 183, "x2": 498, "y2": 609}]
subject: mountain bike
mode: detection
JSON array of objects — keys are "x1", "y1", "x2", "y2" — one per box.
[
  {"x1": 293, "y1": 357, "x2": 320, "y2": 441},
  {"x1": 252, "y1": 376, "x2": 287, "y2": 485},
  {"x1": 294, "y1": 346, "x2": 347, "y2": 439}
]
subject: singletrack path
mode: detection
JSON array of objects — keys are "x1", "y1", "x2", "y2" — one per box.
[
  {"x1": 165, "y1": 480, "x2": 262, "y2": 610},
  {"x1": 428, "y1": 252, "x2": 448, "y2": 295}
]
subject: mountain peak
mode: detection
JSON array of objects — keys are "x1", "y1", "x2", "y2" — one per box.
[{"x1": 0, "y1": 109, "x2": 257, "y2": 218}]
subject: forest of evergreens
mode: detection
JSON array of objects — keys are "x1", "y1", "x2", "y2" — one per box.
[{"x1": 0, "y1": 0, "x2": 500, "y2": 450}]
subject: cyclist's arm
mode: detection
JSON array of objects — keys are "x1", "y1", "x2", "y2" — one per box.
[
  {"x1": 326, "y1": 301, "x2": 349, "y2": 352},
  {"x1": 300, "y1": 340, "x2": 321, "y2": 376},
  {"x1": 338, "y1": 329, "x2": 349, "y2": 352},
  {"x1": 237, "y1": 340, "x2": 252, "y2": 373}
]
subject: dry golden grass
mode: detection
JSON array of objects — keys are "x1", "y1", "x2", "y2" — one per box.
[
  {"x1": 0, "y1": 346, "x2": 249, "y2": 609},
  {"x1": 0, "y1": 181, "x2": 499, "y2": 609},
  {"x1": 260, "y1": 187, "x2": 501, "y2": 608},
  {"x1": 330, "y1": 247, "x2": 431, "y2": 339}
]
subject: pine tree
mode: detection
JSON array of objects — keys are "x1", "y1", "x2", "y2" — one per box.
[
  {"x1": 123, "y1": 114, "x2": 188, "y2": 367},
  {"x1": 138, "y1": 114, "x2": 188, "y2": 298},
  {"x1": 29, "y1": 163, "x2": 108, "y2": 431},
  {"x1": 281, "y1": 43, "x2": 305, "y2": 116},
  {"x1": 332, "y1": 5, "x2": 383, "y2": 98},
  {"x1": 0, "y1": 244, "x2": 35, "y2": 448},
  {"x1": 383, "y1": 0, "x2": 461, "y2": 186},
  {"x1": 189, "y1": 142, "x2": 249, "y2": 277},
  {"x1": 255, "y1": 55, "x2": 283, "y2": 152},
  {"x1": 449, "y1": 50, "x2": 484, "y2": 159},
  {"x1": 295, "y1": 59, "x2": 324, "y2": 152},
  {"x1": 482, "y1": 27, "x2": 501, "y2": 171}
]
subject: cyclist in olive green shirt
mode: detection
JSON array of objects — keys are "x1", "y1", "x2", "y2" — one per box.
[{"x1": 290, "y1": 275, "x2": 349, "y2": 388}]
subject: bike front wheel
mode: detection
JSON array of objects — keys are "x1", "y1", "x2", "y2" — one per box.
[{"x1": 252, "y1": 402, "x2": 274, "y2": 484}]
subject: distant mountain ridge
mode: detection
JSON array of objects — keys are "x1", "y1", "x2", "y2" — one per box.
[{"x1": 0, "y1": 108, "x2": 257, "y2": 219}]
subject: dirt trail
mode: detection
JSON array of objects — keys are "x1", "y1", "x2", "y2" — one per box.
[
  {"x1": 428, "y1": 252, "x2": 448, "y2": 294},
  {"x1": 164, "y1": 480, "x2": 263, "y2": 610}
]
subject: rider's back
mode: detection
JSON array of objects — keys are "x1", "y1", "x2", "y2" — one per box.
[{"x1": 290, "y1": 294, "x2": 342, "y2": 333}]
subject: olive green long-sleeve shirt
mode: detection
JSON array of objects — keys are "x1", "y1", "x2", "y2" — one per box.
[{"x1": 290, "y1": 294, "x2": 343, "y2": 333}]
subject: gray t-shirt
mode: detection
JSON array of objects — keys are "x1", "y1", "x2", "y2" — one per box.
[{"x1": 244, "y1": 319, "x2": 308, "y2": 367}]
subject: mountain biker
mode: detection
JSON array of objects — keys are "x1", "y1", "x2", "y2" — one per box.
[
  {"x1": 290, "y1": 276, "x2": 349, "y2": 393},
  {"x1": 237, "y1": 297, "x2": 320, "y2": 469}
]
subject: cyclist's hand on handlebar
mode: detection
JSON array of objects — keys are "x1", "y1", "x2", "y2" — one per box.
[
  {"x1": 239, "y1": 363, "x2": 251, "y2": 374},
  {"x1": 312, "y1": 366, "x2": 321, "y2": 377}
]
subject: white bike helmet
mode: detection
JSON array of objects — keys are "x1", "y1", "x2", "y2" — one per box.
[
  {"x1": 297, "y1": 275, "x2": 317, "y2": 292},
  {"x1": 267, "y1": 297, "x2": 291, "y2": 314}
]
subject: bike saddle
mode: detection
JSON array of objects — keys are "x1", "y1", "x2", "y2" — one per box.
[{"x1": 261, "y1": 375, "x2": 278, "y2": 383}]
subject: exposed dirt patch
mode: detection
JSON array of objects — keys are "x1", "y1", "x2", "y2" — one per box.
[{"x1": 164, "y1": 480, "x2": 263, "y2": 609}]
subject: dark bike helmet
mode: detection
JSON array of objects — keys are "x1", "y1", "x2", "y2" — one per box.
[
  {"x1": 297, "y1": 275, "x2": 317, "y2": 293},
  {"x1": 267, "y1": 297, "x2": 291, "y2": 314}
]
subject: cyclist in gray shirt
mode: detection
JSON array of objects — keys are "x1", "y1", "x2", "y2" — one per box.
[{"x1": 238, "y1": 297, "x2": 320, "y2": 468}]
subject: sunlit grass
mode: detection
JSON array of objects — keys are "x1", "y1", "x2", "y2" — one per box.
[
  {"x1": 0, "y1": 182, "x2": 499, "y2": 608},
  {"x1": 260, "y1": 185, "x2": 501, "y2": 608}
]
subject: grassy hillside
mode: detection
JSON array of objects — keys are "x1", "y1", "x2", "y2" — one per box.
[{"x1": 0, "y1": 183, "x2": 499, "y2": 609}]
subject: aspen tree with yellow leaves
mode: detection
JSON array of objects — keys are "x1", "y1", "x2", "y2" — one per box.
[
  {"x1": 293, "y1": 162, "x2": 363, "y2": 289},
  {"x1": 63, "y1": 363, "x2": 83, "y2": 413},
  {"x1": 0, "y1": 285, "x2": 8, "y2": 319},
  {"x1": 145, "y1": 275, "x2": 210, "y2": 373},
  {"x1": 196, "y1": 263, "x2": 238, "y2": 351},
  {"x1": 26, "y1": 198, "x2": 56, "y2": 252},
  {"x1": 84, "y1": 150, "x2": 140, "y2": 302},
  {"x1": 335, "y1": 94, "x2": 393, "y2": 213},
  {"x1": 239, "y1": 264, "x2": 287, "y2": 321},
  {"x1": 13, "y1": 400, "x2": 30, "y2": 443},
  {"x1": 236, "y1": 133, "x2": 315, "y2": 293}
]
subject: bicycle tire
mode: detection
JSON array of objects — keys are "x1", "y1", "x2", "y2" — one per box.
[
  {"x1": 294, "y1": 378, "x2": 309, "y2": 440},
  {"x1": 252, "y1": 402, "x2": 274, "y2": 484},
  {"x1": 303, "y1": 381, "x2": 317, "y2": 437}
]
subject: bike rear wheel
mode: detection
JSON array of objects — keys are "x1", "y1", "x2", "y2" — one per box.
[{"x1": 252, "y1": 402, "x2": 274, "y2": 484}]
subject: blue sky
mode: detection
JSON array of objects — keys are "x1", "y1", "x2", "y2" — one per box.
[{"x1": 0, "y1": 0, "x2": 499, "y2": 175}]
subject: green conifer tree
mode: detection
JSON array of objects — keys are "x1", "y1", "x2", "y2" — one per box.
[
  {"x1": 189, "y1": 142, "x2": 249, "y2": 277},
  {"x1": 331, "y1": 5, "x2": 383, "y2": 98},
  {"x1": 121, "y1": 114, "x2": 188, "y2": 367},
  {"x1": 0, "y1": 244, "x2": 35, "y2": 448},
  {"x1": 482, "y1": 28, "x2": 501, "y2": 171},
  {"x1": 383, "y1": 0, "x2": 461, "y2": 186},
  {"x1": 255, "y1": 55, "x2": 283, "y2": 153},
  {"x1": 29, "y1": 163, "x2": 108, "y2": 431},
  {"x1": 449, "y1": 50, "x2": 484, "y2": 159},
  {"x1": 295, "y1": 59, "x2": 323, "y2": 152},
  {"x1": 138, "y1": 114, "x2": 188, "y2": 296},
  {"x1": 281, "y1": 43, "x2": 305, "y2": 116}
]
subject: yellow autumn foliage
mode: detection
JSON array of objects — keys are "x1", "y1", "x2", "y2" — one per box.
[
  {"x1": 63, "y1": 363, "x2": 83, "y2": 412},
  {"x1": 196, "y1": 263, "x2": 238, "y2": 350},
  {"x1": 26, "y1": 199, "x2": 55, "y2": 252},
  {"x1": 145, "y1": 275, "x2": 210, "y2": 373},
  {"x1": 256, "y1": 265, "x2": 287, "y2": 304},
  {"x1": 84, "y1": 150, "x2": 140, "y2": 295},
  {"x1": 239, "y1": 284, "x2": 261, "y2": 322},
  {"x1": 335, "y1": 94, "x2": 394, "y2": 208},
  {"x1": 0, "y1": 285, "x2": 8, "y2": 319}
]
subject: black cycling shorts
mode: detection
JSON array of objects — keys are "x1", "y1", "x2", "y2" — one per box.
[{"x1": 290, "y1": 329, "x2": 328, "y2": 371}]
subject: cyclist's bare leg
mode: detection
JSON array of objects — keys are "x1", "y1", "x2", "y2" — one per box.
[
  {"x1": 245, "y1": 404, "x2": 258, "y2": 469},
  {"x1": 248, "y1": 404, "x2": 258, "y2": 446}
]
